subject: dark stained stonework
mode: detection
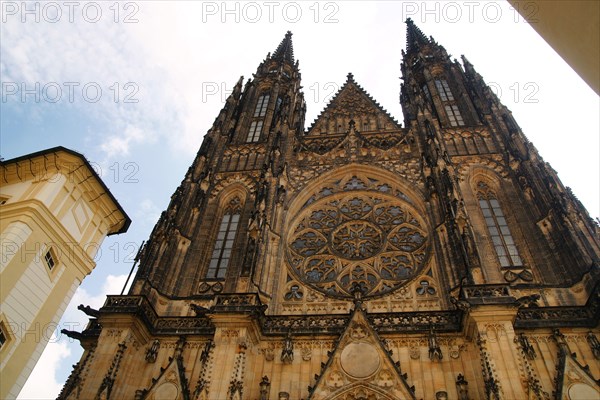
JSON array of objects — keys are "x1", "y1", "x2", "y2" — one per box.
[{"x1": 60, "y1": 24, "x2": 600, "y2": 400}]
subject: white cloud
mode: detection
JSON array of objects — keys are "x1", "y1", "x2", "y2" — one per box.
[
  {"x1": 17, "y1": 275, "x2": 127, "y2": 400},
  {"x1": 0, "y1": 5, "x2": 181, "y2": 160},
  {"x1": 101, "y1": 125, "x2": 149, "y2": 158},
  {"x1": 16, "y1": 341, "x2": 71, "y2": 400}
]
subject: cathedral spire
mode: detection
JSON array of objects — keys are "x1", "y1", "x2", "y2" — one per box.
[
  {"x1": 272, "y1": 30, "x2": 294, "y2": 64},
  {"x1": 405, "y1": 18, "x2": 430, "y2": 53}
]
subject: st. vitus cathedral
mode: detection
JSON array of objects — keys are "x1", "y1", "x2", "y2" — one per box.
[{"x1": 59, "y1": 20, "x2": 600, "y2": 400}]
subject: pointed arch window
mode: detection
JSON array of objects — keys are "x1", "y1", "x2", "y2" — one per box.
[
  {"x1": 435, "y1": 79, "x2": 454, "y2": 101},
  {"x1": 434, "y1": 78, "x2": 465, "y2": 127},
  {"x1": 477, "y1": 183, "x2": 523, "y2": 268},
  {"x1": 207, "y1": 198, "x2": 242, "y2": 279},
  {"x1": 246, "y1": 94, "x2": 269, "y2": 142},
  {"x1": 254, "y1": 94, "x2": 270, "y2": 117},
  {"x1": 445, "y1": 105, "x2": 464, "y2": 127},
  {"x1": 422, "y1": 83, "x2": 432, "y2": 103},
  {"x1": 247, "y1": 121, "x2": 263, "y2": 142}
]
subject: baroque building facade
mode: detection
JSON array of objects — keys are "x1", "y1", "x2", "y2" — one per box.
[
  {"x1": 60, "y1": 21, "x2": 600, "y2": 400},
  {"x1": 0, "y1": 147, "x2": 130, "y2": 399}
]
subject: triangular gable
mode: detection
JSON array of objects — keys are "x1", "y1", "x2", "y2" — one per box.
[
  {"x1": 306, "y1": 74, "x2": 401, "y2": 135},
  {"x1": 555, "y1": 350, "x2": 600, "y2": 400},
  {"x1": 309, "y1": 305, "x2": 416, "y2": 400},
  {"x1": 139, "y1": 340, "x2": 191, "y2": 400}
]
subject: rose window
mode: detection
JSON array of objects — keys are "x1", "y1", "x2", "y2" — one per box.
[{"x1": 286, "y1": 193, "x2": 429, "y2": 298}]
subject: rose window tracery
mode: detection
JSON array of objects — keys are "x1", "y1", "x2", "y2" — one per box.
[{"x1": 287, "y1": 192, "x2": 429, "y2": 298}]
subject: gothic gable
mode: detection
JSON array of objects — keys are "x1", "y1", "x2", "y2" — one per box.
[
  {"x1": 309, "y1": 305, "x2": 416, "y2": 400},
  {"x1": 306, "y1": 74, "x2": 401, "y2": 136},
  {"x1": 554, "y1": 348, "x2": 600, "y2": 400},
  {"x1": 138, "y1": 339, "x2": 191, "y2": 400}
]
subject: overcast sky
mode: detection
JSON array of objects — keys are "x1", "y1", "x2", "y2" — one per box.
[{"x1": 1, "y1": 1, "x2": 598, "y2": 398}]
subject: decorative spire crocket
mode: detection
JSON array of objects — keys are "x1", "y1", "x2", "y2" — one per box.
[
  {"x1": 272, "y1": 30, "x2": 294, "y2": 64},
  {"x1": 405, "y1": 17, "x2": 430, "y2": 53}
]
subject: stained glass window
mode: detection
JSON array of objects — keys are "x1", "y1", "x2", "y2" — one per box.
[
  {"x1": 207, "y1": 199, "x2": 242, "y2": 279},
  {"x1": 478, "y1": 184, "x2": 522, "y2": 268},
  {"x1": 254, "y1": 94, "x2": 270, "y2": 117}
]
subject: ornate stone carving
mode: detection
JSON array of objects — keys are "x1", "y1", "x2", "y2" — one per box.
[
  {"x1": 301, "y1": 346, "x2": 312, "y2": 361},
  {"x1": 145, "y1": 339, "x2": 160, "y2": 363},
  {"x1": 516, "y1": 333, "x2": 536, "y2": 360},
  {"x1": 281, "y1": 332, "x2": 294, "y2": 363},
  {"x1": 586, "y1": 331, "x2": 600, "y2": 359},
  {"x1": 287, "y1": 191, "x2": 429, "y2": 298},
  {"x1": 409, "y1": 346, "x2": 420, "y2": 360},
  {"x1": 428, "y1": 327, "x2": 443, "y2": 361},
  {"x1": 259, "y1": 376, "x2": 271, "y2": 400},
  {"x1": 262, "y1": 344, "x2": 275, "y2": 361},
  {"x1": 228, "y1": 343, "x2": 246, "y2": 400},
  {"x1": 456, "y1": 374, "x2": 469, "y2": 400}
]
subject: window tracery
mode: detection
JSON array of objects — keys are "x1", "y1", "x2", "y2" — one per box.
[
  {"x1": 287, "y1": 186, "x2": 429, "y2": 299},
  {"x1": 476, "y1": 182, "x2": 523, "y2": 268},
  {"x1": 207, "y1": 197, "x2": 242, "y2": 279},
  {"x1": 246, "y1": 93, "x2": 269, "y2": 142}
]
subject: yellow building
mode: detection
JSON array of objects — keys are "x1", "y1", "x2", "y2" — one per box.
[{"x1": 0, "y1": 146, "x2": 130, "y2": 399}]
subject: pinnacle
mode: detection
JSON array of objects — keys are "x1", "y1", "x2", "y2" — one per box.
[
  {"x1": 272, "y1": 30, "x2": 295, "y2": 64},
  {"x1": 405, "y1": 18, "x2": 430, "y2": 53}
]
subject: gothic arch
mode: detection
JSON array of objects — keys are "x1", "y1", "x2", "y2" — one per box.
[
  {"x1": 211, "y1": 174, "x2": 255, "y2": 200},
  {"x1": 327, "y1": 382, "x2": 405, "y2": 400},
  {"x1": 286, "y1": 164, "x2": 428, "y2": 219},
  {"x1": 215, "y1": 183, "x2": 249, "y2": 210},
  {"x1": 465, "y1": 165, "x2": 535, "y2": 284},
  {"x1": 467, "y1": 165, "x2": 503, "y2": 192},
  {"x1": 282, "y1": 164, "x2": 432, "y2": 300}
]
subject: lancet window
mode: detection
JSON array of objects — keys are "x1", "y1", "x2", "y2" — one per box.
[
  {"x1": 207, "y1": 197, "x2": 242, "y2": 279},
  {"x1": 434, "y1": 78, "x2": 464, "y2": 127},
  {"x1": 246, "y1": 93, "x2": 269, "y2": 142},
  {"x1": 477, "y1": 182, "x2": 522, "y2": 268}
]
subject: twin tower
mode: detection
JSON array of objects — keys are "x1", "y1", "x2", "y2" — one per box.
[{"x1": 60, "y1": 21, "x2": 600, "y2": 400}]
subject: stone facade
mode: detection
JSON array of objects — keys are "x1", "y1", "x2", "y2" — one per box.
[{"x1": 59, "y1": 22, "x2": 599, "y2": 400}]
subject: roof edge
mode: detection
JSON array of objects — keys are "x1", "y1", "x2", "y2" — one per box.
[{"x1": 1, "y1": 146, "x2": 131, "y2": 235}]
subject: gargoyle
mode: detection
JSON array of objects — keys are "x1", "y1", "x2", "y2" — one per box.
[{"x1": 78, "y1": 304, "x2": 100, "y2": 317}]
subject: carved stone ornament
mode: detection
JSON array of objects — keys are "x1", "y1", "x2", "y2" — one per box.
[
  {"x1": 586, "y1": 331, "x2": 600, "y2": 359},
  {"x1": 281, "y1": 333, "x2": 294, "y2": 363},
  {"x1": 263, "y1": 344, "x2": 275, "y2": 361},
  {"x1": 449, "y1": 345, "x2": 461, "y2": 359},
  {"x1": 287, "y1": 188, "x2": 429, "y2": 298},
  {"x1": 145, "y1": 339, "x2": 160, "y2": 363},
  {"x1": 301, "y1": 346, "x2": 312, "y2": 361},
  {"x1": 456, "y1": 374, "x2": 469, "y2": 400},
  {"x1": 409, "y1": 346, "x2": 420, "y2": 360},
  {"x1": 428, "y1": 327, "x2": 443, "y2": 361}
]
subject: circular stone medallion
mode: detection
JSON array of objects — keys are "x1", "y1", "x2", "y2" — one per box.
[{"x1": 340, "y1": 342, "x2": 381, "y2": 378}]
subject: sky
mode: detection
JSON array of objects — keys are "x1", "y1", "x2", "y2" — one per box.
[{"x1": 1, "y1": 1, "x2": 598, "y2": 398}]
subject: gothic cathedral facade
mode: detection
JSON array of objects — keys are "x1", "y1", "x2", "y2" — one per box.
[{"x1": 59, "y1": 21, "x2": 600, "y2": 400}]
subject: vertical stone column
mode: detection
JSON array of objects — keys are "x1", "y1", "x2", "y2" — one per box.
[
  {"x1": 465, "y1": 306, "x2": 527, "y2": 399},
  {"x1": 209, "y1": 314, "x2": 260, "y2": 400}
]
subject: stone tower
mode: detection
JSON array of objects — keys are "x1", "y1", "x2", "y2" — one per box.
[{"x1": 59, "y1": 23, "x2": 600, "y2": 400}]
